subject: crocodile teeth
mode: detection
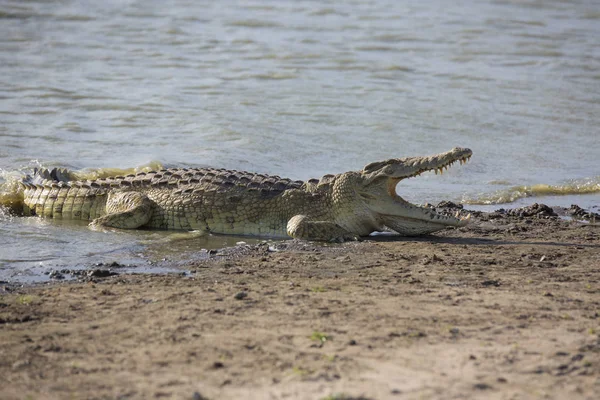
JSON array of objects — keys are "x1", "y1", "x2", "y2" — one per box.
[
  {"x1": 454, "y1": 211, "x2": 461, "y2": 218},
  {"x1": 460, "y1": 213, "x2": 471, "y2": 221}
]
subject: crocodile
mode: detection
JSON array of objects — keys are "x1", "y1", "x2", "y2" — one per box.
[{"x1": 18, "y1": 147, "x2": 473, "y2": 241}]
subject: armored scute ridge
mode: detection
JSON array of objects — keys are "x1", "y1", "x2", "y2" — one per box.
[{"x1": 19, "y1": 148, "x2": 473, "y2": 241}]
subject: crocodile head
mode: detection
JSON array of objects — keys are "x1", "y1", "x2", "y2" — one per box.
[{"x1": 358, "y1": 147, "x2": 473, "y2": 235}]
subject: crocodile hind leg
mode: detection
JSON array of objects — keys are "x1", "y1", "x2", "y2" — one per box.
[
  {"x1": 286, "y1": 215, "x2": 359, "y2": 242},
  {"x1": 89, "y1": 191, "x2": 153, "y2": 229}
]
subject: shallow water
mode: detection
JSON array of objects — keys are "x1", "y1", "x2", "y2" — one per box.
[{"x1": 1, "y1": 0, "x2": 599, "y2": 281}]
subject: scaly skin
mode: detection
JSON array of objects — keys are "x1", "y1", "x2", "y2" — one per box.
[{"x1": 19, "y1": 148, "x2": 473, "y2": 241}]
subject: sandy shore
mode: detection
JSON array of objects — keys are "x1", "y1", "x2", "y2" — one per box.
[{"x1": 1, "y1": 204, "x2": 599, "y2": 400}]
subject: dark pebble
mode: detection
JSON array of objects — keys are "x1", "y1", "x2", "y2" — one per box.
[
  {"x1": 481, "y1": 280, "x2": 500, "y2": 287},
  {"x1": 212, "y1": 361, "x2": 224, "y2": 369},
  {"x1": 436, "y1": 201, "x2": 463, "y2": 209},
  {"x1": 571, "y1": 354, "x2": 584, "y2": 362},
  {"x1": 473, "y1": 383, "x2": 492, "y2": 390},
  {"x1": 49, "y1": 271, "x2": 65, "y2": 280},
  {"x1": 234, "y1": 291, "x2": 248, "y2": 300},
  {"x1": 87, "y1": 269, "x2": 118, "y2": 278}
]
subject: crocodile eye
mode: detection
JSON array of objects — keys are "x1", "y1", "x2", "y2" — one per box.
[{"x1": 384, "y1": 165, "x2": 396, "y2": 175}]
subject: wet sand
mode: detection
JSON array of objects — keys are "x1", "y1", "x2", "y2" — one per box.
[{"x1": 1, "y1": 204, "x2": 599, "y2": 400}]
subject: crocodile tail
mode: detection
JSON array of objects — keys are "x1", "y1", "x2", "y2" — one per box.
[
  {"x1": 19, "y1": 168, "x2": 76, "y2": 217},
  {"x1": 32, "y1": 167, "x2": 72, "y2": 184},
  {"x1": 20, "y1": 167, "x2": 73, "y2": 188}
]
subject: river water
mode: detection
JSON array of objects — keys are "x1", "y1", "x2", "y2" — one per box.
[{"x1": 1, "y1": 0, "x2": 599, "y2": 281}]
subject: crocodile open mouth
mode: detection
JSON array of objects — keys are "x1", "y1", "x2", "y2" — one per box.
[{"x1": 384, "y1": 152, "x2": 473, "y2": 226}]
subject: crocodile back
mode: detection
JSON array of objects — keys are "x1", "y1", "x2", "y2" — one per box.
[{"x1": 132, "y1": 168, "x2": 305, "y2": 196}]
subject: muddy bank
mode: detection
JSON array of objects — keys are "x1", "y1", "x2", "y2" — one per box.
[{"x1": 1, "y1": 204, "x2": 599, "y2": 399}]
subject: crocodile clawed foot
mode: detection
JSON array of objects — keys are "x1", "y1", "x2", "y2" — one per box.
[{"x1": 88, "y1": 219, "x2": 119, "y2": 233}]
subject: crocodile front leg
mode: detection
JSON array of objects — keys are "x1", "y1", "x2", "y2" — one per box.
[
  {"x1": 89, "y1": 191, "x2": 153, "y2": 229},
  {"x1": 286, "y1": 215, "x2": 359, "y2": 242}
]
